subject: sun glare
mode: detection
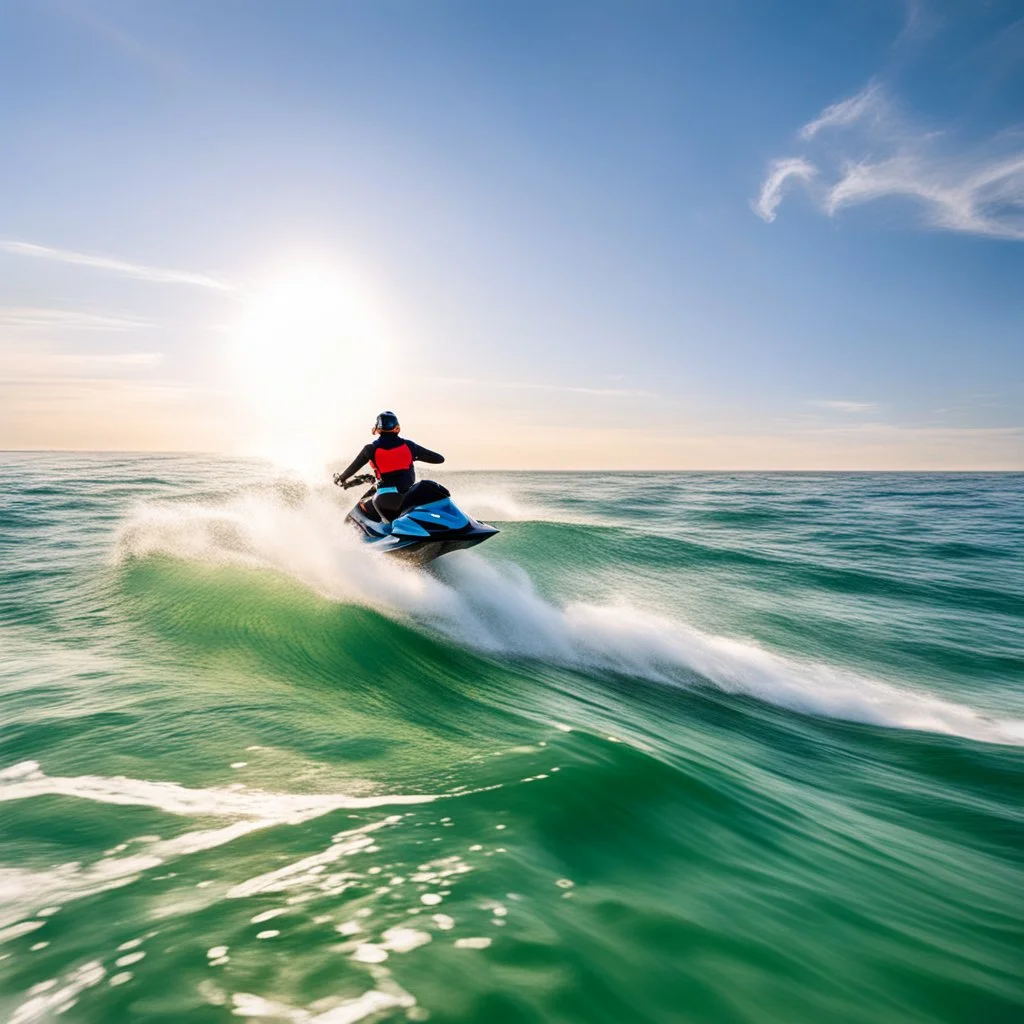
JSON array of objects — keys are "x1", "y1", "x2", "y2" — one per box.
[{"x1": 228, "y1": 264, "x2": 384, "y2": 471}]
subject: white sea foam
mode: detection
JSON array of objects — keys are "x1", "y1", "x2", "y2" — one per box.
[
  {"x1": 250, "y1": 908, "x2": 287, "y2": 924},
  {"x1": 0, "y1": 761, "x2": 432, "y2": 930},
  {"x1": 228, "y1": 985, "x2": 415, "y2": 1022},
  {"x1": 0, "y1": 761, "x2": 434, "y2": 819},
  {"x1": 113, "y1": 487, "x2": 1024, "y2": 746},
  {"x1": 225, "y1": 823, "x2": 388, "y2": 899},
  {"x1": 9, "y1": 960, "x2": 105, "y2": 1024},
  {"x1": 0, "y1": 921, "x2": 45, "y2": 944},
  {"x1": 430, "y1": 557, "x2": 1024, "y2": 746},
  {"x1": 380, "y1": 926, "x2": 431, "y2": 952}
]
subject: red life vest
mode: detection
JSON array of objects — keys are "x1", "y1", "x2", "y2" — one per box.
[{"x1": 370, "y1": 441, "x2": 414, "y2": 479}]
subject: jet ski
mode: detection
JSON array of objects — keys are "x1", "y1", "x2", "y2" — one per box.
[{"x1": 339, "y1": 475, "x2": 499, "y2": 564}]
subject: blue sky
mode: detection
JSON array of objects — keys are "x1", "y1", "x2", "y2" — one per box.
[{"x1": 0, "y1": 0, "x2": 1021, "y2": 468}]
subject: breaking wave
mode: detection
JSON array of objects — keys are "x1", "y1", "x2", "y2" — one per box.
[{"x1": 113, "y1": 485, "x2": 1024, "y2": 746}]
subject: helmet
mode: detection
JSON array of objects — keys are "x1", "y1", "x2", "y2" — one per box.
[{"x1": 373, "y1": 410, "x2": 400, "y2": 434}]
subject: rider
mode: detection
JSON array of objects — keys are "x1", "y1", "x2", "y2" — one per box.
[{"x1": 333, "y1": 411, "x2": 445, "y2": 521}]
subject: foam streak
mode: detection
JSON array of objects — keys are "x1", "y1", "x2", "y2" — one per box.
[{"x1": 0, "y1": 762, "x2": 433, "y2": 930}]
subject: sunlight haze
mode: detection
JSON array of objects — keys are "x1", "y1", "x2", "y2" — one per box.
[{"x1": 1, "y1": 0, "x2": 1021, "y2": 469}]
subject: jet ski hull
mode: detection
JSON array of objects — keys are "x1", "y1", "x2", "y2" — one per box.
[{"x1": 346, "y1": 495, "x2": 498, "y2": 564}]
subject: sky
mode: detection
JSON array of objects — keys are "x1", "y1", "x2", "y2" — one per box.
[{"x1": 0, "y1": 0, "x2": 1022, "y2": 470}]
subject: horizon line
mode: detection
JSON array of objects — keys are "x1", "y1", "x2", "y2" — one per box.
[{"x1": 0, "y1": 448, "x2": 1021, "y2": 473}]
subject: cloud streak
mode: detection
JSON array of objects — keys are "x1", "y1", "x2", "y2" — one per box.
[
  {"x1": 755, "y1": 83, "x2": 1024, "y2": 240},
  {"x1": 0, "y1": 349, "x2": 164, "y2": 383},
  {"x1": 0, "y1": 240, "x2": 234, "y2": 290},
  {"x1": 753, "y1": 158, "x2": 818, "y2": 223},
  {"x1": 809, "y1": 400, "x2": 879, "y2": 413},
  {"x1": 430, "y1": 376, "x2": 657, "y2": 398},
  {"x1": 0, "y1": 307, "x2": 153, "y2": 331},
  {"x1": 801, "y1": 81, "x2": 887, "y2": 140},
  {"x1": 502, "y1": 381, "x2": 656, "y2": 398}
]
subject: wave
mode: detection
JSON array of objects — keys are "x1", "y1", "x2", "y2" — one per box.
[
  {"x1": 0, "y1": 760, "x2": 433, "y2": 932},
  {"x1": 113, "y1": 486, "x2": 1024, "y2": 747},
  {"x1": 0, "y1": 760, "x2": 431, "y2": 1024}
]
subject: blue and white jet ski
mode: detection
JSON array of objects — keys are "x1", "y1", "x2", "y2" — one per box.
[{"x1": 339, "y1": 475, "x2": 498, "y2": 564}]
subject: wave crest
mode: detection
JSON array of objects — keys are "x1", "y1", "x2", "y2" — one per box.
[{"x1": 114, "y1": 486, "x2": 1024, "y2": 747}]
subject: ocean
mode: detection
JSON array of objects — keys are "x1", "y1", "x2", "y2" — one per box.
[{"x1": 1, "y1": 454, "x2": 1022, "y2": 1024}]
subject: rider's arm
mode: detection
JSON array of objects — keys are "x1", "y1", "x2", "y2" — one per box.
[
  {"x1": 334, "y1": 445, "x2": 373, "y2": 484},
  {"x1": 408, "y1": 441, "x2": 445, "y2": 465}
]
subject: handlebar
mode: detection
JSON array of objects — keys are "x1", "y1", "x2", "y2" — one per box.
[{"x1": 334, "y1": 473, "x2": 375, "y2": 490}]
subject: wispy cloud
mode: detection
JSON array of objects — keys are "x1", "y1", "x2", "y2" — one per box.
[
  {"x1": 0, "y1": 349, "x2": 164, "y2": 384},
  {"x1": 753, "y1": 158, "x2": 818, "y2": 223},
  {"x1": 53, "y1": 0, "x2": 183, "y2": 75},
  {"x1": 755, "y1": 83, "x2": 1024, "y2": 240},
  {"x1": 896, "y1": 0, "x2": 928, "y2": 45},
  {"x1": 0, "y1": 240, "x2": 234, "y2": 290},
  {"x1": 801, "y1": 81, "x2": 887, "y2": 140},
  {"x1": 430, "y1": 376, "x2": 656, "y2": 398},
  {"x1": 502, "y1": 381, "x2": 656, "y2": 398},
  {"x1": 809, "y1": 400, "x2": 879, "y2": 413},
  {"x1": 0, "y1": 307, "x2": 152, "y2": 331}
]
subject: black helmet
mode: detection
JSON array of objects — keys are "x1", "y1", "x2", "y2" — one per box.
[{"x1": 373, "y1": 410, "x2": 400, "y2": 434}]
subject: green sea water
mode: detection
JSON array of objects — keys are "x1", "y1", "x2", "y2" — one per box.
[{"x1": 1, "y1": 454, "x2": 1022, "y2": 1024}]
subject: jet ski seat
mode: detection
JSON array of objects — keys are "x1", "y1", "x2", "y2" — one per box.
[
  {"x1": 359, "y1": 479, "x2": 452, "y2": 523},
  {"x1": 400, "y1": 479, "x2": 450, "y2": 511}
]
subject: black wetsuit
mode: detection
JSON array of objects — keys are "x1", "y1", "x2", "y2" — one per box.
[{"x1": 338, "y1": 434, "x2": 445, "y2": 520}]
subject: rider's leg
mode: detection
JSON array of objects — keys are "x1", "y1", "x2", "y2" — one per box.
[{"x1": 373, "y1": 488, "x2": 404, "y2": 522}]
